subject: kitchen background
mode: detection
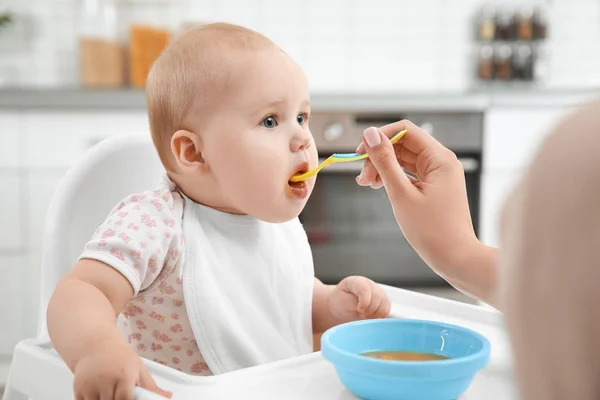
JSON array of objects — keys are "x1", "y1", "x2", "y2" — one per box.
[{"x1": 1, "y1": 0, "x2": 598, "y2": 388}]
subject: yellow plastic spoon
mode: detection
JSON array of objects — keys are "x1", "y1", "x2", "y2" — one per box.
[{"x1": 289, "y1": 129, "x2": 407, "y2": 182}]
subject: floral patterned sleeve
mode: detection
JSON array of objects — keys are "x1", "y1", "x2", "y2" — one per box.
[{"x1": 79, "y1": 189, "x2": 183, "y2": 295}]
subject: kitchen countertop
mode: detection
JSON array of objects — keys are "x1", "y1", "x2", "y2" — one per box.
[{"x1": 0, "y1": 87, "x2": 598, "y2": 111}]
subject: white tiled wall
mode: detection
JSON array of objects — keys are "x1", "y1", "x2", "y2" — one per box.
[{"x1": 1, "y1": 0, "x2": 600, "y2": 91}]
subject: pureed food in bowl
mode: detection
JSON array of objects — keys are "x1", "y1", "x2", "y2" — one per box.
[{"x1": 362, "y1": 351, "x2": 449, "y2": 361}]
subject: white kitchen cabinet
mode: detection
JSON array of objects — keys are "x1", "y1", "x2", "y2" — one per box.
[
  {"x1": 22, "y1": 110, "x2": 149, "y2": 168},
  {"x1": 0, "y1": 172, "x2": 24, "y2": 251},
  {"x1": 483, "y1": 106, "x2": 575, "y2": 171},
  {"x1": 0, "y1": 111, "x2": 21, "y2": 168}
]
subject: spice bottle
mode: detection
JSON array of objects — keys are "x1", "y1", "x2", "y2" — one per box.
[
  {"x1": 513, "y1": 45, "x2": 533, "y2": 80},
  {"x1": 478, "y1": 46, "x2": 494, "y2": 81},
  {"x1": 533, "y1": 7, "x2": 548, "y2": 39},
  {"x1": 516, "y1": 6, "x2": 534, "y2": 41},
  {"x1": 494, "y1": 45, "x2": 513, "y2": 81},
  {"x1": 496, "y1": 8, "x2": 515, "y2": 40},
  {"x1": 477, "y1": 6, "x2": 496, "y2": 41}
]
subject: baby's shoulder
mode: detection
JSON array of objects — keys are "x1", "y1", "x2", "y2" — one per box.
[{"x1": 103, "y1": 187, "x2": 184, "y2": 235}]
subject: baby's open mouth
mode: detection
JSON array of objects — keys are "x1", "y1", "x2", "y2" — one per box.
[
  {"x1": 288, "y1": 163, "x2": 309, "y2": 187},
  {"x1": 286, "y1": 162, "x2": 310, "y2": 199}
]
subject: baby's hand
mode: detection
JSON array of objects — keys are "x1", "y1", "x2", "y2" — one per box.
[
  {"x1": 73, "y1": 340, "x2": 172, "y2": 400},
  {"x1": 329, "y1": 276, "x2": 391, "y2": 322}
]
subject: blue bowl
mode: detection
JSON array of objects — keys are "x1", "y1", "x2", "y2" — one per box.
[{"x1": 321, "y1": 319, "x2": 491, "y2": 400}]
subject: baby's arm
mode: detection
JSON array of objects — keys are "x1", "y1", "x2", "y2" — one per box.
[
  {"x1": 312, "y1": 277, "x2": 391, "y2": 335},
  {"x1": 47, "y1": 258, "x2": 133, "y2": 371},
  {"x1": 47, "y1": 191, "x2": 180, "y2": 399}
]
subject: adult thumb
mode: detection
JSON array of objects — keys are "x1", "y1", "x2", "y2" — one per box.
[{"x1": 363, "y1": 127, "x2": 413, "y2": 198}]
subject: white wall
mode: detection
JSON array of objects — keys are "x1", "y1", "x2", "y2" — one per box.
[{"x1": 1, "y1": 0, "x2": 600, "y2": 91}]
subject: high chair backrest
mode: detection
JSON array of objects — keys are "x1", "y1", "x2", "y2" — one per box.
[{"x1": 37, "y1": 133, "x2": 165, "y2": 338}]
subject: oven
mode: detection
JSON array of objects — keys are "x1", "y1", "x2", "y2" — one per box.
[{"x1": 300, "y1": 111, "x2": 483, "y2": 287}]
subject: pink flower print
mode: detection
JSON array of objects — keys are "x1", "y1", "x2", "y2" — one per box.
[
  {"x1": 98, "y1": 240, "x2": 107, "y2": 247},
  {"x1": 186, "y1": 349, "x2": 194, "y2": 357},
  {"x1": 171, "y1": 345, "x2": 181, "y2": 352},
  {"x1": 119, "y1": 233, "x2": 132, "y2": 244},
  {"x1": 190, "y1": 339, "x2": 198, "y2": 347},
  {"x1": 151, "y1": 343, "x2": 163, "y2": 352},
  {"x1": 162, "y1": 191, "x2": 172, "y2": 203},
  {"x1": 191, "y1": 361, "x2": 209, "y2": 374},
  {"x1": 151, "y1": 199, "x2": 165, "y2": 212},
  {"x1": 141, "y1": 213, "x2": 157, "y2": 228},
  {"x1": 151, "y1": 297, "x2": 164, "y2": 305},
  {"x1": 137, "y1": 343, "x2": 147, "y2": 352},
  {"x1": 153, "y1": 358, "x2": 168, "y2": 366},
  {"x1": 133, "y1": 204, "x2": 141, "y2": 211},
  {"x1": 128, "y1": 333, "x2": 142, "y2": 342},
  {"x1": 146, "y1": 232, "x2": 156, "y2": 241},
  {"x1": 130, "y1": 194, "x2": 146, "y2": 203},
  {"x1": 159, "y1": 281, "x2": 176, "y2": 295},
  {"x1": 133, "y1": 261, "x2": 142, "y2": 271},
  {"x1": 110, "y1": 247, "x2": 125, "y2": 261},
  {"x1": 170, "y1": 324, "x2": 183, "y2": 333},
  {"x1": 149, "y1": 311, "x2": 166, "y2": 323},
  {"x1": 175, "y1": 277, "x2": 183, "y2": 286},
  {"x1": 136, "y1": 320, "x2": 147, "y2": 330},
  {"x1": 102, "y1": 229, "x2": 116, "y2": 239},
  {"x1": 171, "y1": 312, "x2": 180, "y2": 320},
  {"x1": 114, "y1": 219, "x2": 124, "y2": 226},
  {"x1": 172, "y1": 357, "x2": 181, "y2": 365},
  {"x1": 165, "y1": 232, "x2": 172, "y2": 240},
  {"x1": 148, "y1": 256, "x2": 158, "y2": 274},
  {"x1": 127, "y1": 222, "x2": 140, "y2": 231},
  {"x1": 152, "y1": 330, "x2": 172, "y2": 343},
  {"x1": 169, "y1": 249, "x2": 180, "y2": 261},
  {"x1": 140, "y1": 242, "x2": 147, "y2": 249},
  {"x1": 163, "y1": 219, "x2": 175, "y2": 228},
  {"x1": 123, "y1": 304, "x2": 143, "y2": 317},
  {"x1": 172, "y1": 299, "x2": 183, "y2": 307},
  {"x1": 129, "y1": 249, "x2": 141, "y2": 260},
  {"x1": 117, "y1": 211, "x2": 128, "y2": 218},
  {"x1": 117, "y1": 201, "x2": 126, "y2": 210}
]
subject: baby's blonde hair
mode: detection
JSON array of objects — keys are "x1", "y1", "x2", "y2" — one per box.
[{"x1": 146, "y1": 22, "x2": 275, "y2": 171}]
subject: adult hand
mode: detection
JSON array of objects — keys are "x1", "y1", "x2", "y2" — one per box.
[{"x1": 356, "y1": 120, "x2": 498, "y2": 306}]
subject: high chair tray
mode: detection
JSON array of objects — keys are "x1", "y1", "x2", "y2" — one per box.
[{"x1": 9, "y1": 286, "x2": 517, "y2": 400}]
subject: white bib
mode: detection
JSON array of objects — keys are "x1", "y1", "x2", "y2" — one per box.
[{"x1": 180, "y1": 195, "x2": 314, "y2": 374}]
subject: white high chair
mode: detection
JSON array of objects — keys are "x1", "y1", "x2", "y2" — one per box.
[
  {"x1": 4, "y1": 134, "x2": 517, "y2": 400},
  {"x1": 4, "y1": 133, "x2": 167, "y2": 399}
]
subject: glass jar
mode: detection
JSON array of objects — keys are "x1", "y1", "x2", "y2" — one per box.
[
  {"x1": 495, "y1": 8, "x2": 515, "y2": 40},
  {"x1": 513, "y1": 45, "x2": 533, "y2": 80},
  {"x1": 120, "y1": 2, "x2": 174, "y2": 88},
  {"x1": 516, "y1": 6, "x2": 534, "y2": 41},
  {"x1": 494, "y1": 45, "x2": 513, "y2": 81},
  {"x1": 533, "y1": 7, "x2": 548, "y2": 39},
  {"x1": 477, "y1": 45, "x2": 494, "y2": 81},
  {"x1": 477, "y1": 6, "x2": 496, "y2": 41},
  {"x1": 79, "y1": 0, "x2": 126, "y2": 88}
]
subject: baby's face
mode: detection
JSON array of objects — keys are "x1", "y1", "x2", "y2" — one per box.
[{"x1": 199, "y1": 48, "x2": 318, "y2": 222}]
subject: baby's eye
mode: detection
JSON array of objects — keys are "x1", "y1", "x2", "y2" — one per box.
[
  {"x1": 297, "y1": 114, "x2": 307, "y2": 126},
  {"x1": 260, "y1": 116, "x2": 278, "y2": 129}
]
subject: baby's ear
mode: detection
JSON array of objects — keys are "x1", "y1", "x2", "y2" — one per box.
[{"x1": 171, "y1": 130, "x2": 208, "y2": 172}]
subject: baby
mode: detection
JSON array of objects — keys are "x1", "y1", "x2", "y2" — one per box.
[{"x1": 46, "y1": 22, "x2": 391, "y2": 399}]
